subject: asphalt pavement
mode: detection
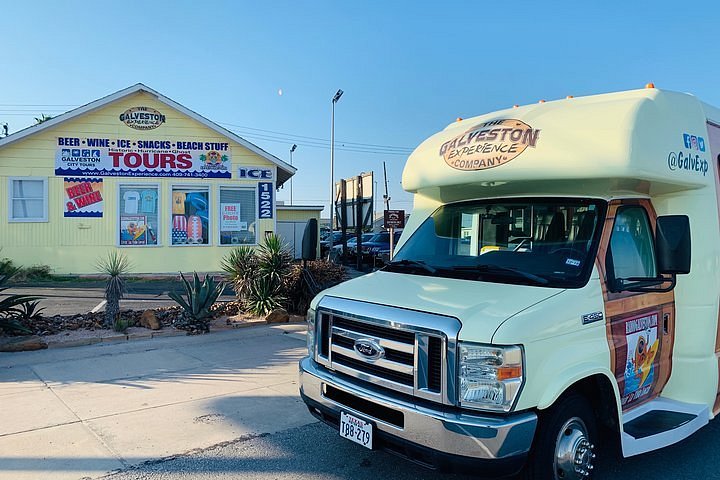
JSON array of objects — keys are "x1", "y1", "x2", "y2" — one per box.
[
  {"x1": 6, "y1": 280, "x2": 236, "y2": 316},
  {"x1": 103, "y1": 417, "x2": 720, "y2": 480}
]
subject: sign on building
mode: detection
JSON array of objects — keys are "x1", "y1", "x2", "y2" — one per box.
[
  {"x1": 63, "y1": 177, "x2": 103, "y2": 217},
  {"x1": 55, "y1": 137, "x2": 232, "y2": 178}
]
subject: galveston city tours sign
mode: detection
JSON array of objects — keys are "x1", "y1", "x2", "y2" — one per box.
[{"x1": 55, "y1": 137, "x2": 232, "y2": 178}]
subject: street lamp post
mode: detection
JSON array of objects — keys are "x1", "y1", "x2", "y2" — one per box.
[
  {"x1": 289, "y1": 144, "x2": 297, "y2": 205},
  {"x1": 329, "y1": 89, "x2": 343, "y2": 256}
]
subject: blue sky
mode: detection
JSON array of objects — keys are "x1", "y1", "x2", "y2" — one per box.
[{"x1": 2, "y1": 1, "x2": 720, "y2": 216}]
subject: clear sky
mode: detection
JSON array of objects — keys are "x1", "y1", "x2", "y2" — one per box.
[{"x1": 2, "y1": 0, "x2": 720, "y2": 217}]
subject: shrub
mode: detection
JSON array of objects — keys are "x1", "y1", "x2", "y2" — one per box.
[
  {"x1": 283, "y1": 260, "x2": 347, "y2": 315},
  {"x1": 96, "y1": 251, "x2": 131, "y2": 330},
  {"x1": 220, "y1": 246, "x2": 257, "y2": 300},
  {"x1": 240, "y1": 235, "x2": 292, "y2": 316},
  {"x1": 169, "y1": 272, "x2": 225, "y2": 333},
  {"x1": 0, "y1": 273, "x2": 37, "y2": 335},
  {"x1": 16, "y1": 264, "x2": 54, "y2": 281}
]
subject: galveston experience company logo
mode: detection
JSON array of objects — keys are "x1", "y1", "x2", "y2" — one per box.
[
  {"x1": 439, "y1": 119, "x2": 541, "y2": 170},
  {"x1": 119, "y1": 106, "x2": 166, "y2": 130}
]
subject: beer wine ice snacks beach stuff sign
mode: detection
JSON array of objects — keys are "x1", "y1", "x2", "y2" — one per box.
[{"x1": 55, "y1": 137, "x2": 232, "y2": 178}]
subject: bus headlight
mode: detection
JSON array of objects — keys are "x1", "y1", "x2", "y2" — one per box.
[{"x1": 458, "y1": 343, "x2": 523, "y2": 412}]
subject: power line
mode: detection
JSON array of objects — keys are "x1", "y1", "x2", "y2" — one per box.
[{"x1": 219, "y1": 122, "x2": 412, "y2": 151}]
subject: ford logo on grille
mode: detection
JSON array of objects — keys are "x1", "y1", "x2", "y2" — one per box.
[{"x1": 354, "y1": 339, "x2": 385, "y2": 361}]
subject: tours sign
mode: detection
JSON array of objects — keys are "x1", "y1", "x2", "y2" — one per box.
[{"x1": 55, "y1": 137, "x2": 232, "y2": 178}]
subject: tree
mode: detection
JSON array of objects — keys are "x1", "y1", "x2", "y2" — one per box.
[{"x1": 33, "y1": 114, "x2": 54, "y2": 125}]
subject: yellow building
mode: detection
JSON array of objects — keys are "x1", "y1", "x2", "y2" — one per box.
[{"x1": 0, "y1": 84, "x2": 298, "y2": 274}]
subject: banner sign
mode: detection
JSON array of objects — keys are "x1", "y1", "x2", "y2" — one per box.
[
  {"x1": 64, "y1": 177, "x2": 103, "y2": 217},
  {"x1": 220, "y1": 203, "x2": 242, "y2": 230},
  {"x1": 258, "y1": 182, "x2": 273, "y2": 219},
  {"x1": 55, "y1": 137, "x2": 232, "y2": 178}
]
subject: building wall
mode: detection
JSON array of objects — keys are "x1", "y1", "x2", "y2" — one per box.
[
  {"x1": 0, "y1": 91, "x2": 278, "y2": 274},
  {"x1": 276, "y1": 208, "x2": 321, "y2": 258}
]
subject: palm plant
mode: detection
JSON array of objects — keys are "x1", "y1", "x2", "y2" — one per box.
[
  {"x1": 239, "y1": 234, "x2": 292, "y2": 316},
  {"x1": 220, "y1": 246, "x2": 257, "y2": 300},
  {"x1": 256, "y1": 234, "x2": 292, "y2": 285},
  {"x1": 96, "y1": 251, "x2": 131, "y2": 329},
  {"x1": 169, "y1": 272, "x2": 226, "y2": 332}
]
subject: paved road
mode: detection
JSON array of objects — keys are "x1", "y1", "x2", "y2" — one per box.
[
  {"x1": 104, "y1": 417, "x2": 720, "y2": 480},
  {"x1": 3, "y1": 321, "x2": 719, "y2": 480},
  {"x1": 6, "y1": 280, "x2": 236, "y2": 316}
]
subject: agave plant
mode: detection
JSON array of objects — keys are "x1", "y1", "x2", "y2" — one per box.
[
  {"x1": 0, "y1": 274, "x2": 36, "y2": 334},
  {"x1": 243, "y1": 275, "x2": 286, "y2": 316},
  {"x1": 96, "y1": 251, "x2": 131, "y2": 329},
  {"x1": 17, "y1": 300, "x2": 45, "y2": 321},
  {"x1": 220, "y1": 246, "x2": 257, "y2": 300},
  {"x1": 169, "y1": 272, "x2": 226, "y2": 332}
]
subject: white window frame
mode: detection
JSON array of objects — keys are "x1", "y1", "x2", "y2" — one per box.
[
  {"x1": 8, "y1": 176, "x2": 48, "y2": 223},
  {"x1": 117, "y1": 183, "x2": 162, "y2": 248},
  {"x1": 217, "y1": 184, "x2": 258, "y2": 247},
  {"x1": 169, "y1": 184, "x2": 212, "y2": 247}
]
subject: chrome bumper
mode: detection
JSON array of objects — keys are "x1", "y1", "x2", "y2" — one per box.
[{"x1": 299, "y1": 357, "x2": 537, "y2": 462}]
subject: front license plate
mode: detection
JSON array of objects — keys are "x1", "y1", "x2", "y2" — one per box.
[{"x1": 339, "y1": 411, "x2": 373, "y2": 449}]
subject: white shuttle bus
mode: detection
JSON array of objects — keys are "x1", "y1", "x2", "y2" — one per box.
[{"x1": 300, "y1": 86, "x2": 720, "y2": 479}]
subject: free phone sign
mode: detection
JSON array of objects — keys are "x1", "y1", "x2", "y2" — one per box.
[
  {"x1": 258, "y1": 182, "x2": 273, "y2": 219},
  {"x1": 384, "y1": 209, "x2": 405, "y2": 229}
]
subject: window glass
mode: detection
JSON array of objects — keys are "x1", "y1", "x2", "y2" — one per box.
[
  {"x1": 609, "y1": 207, "x2": 656, "y2": 279},
  {"x1": 219, "y1": 187, "x2": 256, "y2": 245},
  {"x1": 9, "y1": 178, "x2": 47, "y2": 221},
  {"x1": 391, "y1": 198, "x2": 605, "y2": 288},
  {"x1": 171, "y1": 186, "x2": 209, "y2": 245},
  {"x1": 119, "y1": 185, "x2": 159, "y2": 246}
]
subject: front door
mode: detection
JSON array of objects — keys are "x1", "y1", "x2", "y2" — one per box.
[{"x1": 596, "y1": 199, "x2": 676, "y2": 412}]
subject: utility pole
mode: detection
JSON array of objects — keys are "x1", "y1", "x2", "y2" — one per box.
[
  {"x1": 382, "y1": 161, "x2": 395, "y2": 260},
  {"x1": 329, "y1": 89, "x2": 344, "y2": 257}
]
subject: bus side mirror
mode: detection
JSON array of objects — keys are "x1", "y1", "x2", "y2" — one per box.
[
  {"x1": 656, "y1": 215, "x2": 691, "y2": 275},
  {"x1": 302, "y1": 218, "x2": 318, "y2": 261}
]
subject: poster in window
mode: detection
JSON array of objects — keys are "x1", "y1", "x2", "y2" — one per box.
[
  {"x1": 221, "y1": 203, "x2": 242, "y2": 231},
  {"x1": 120, "y1": 215, "x2": 148, "y2": 245},
  {"x1": 64, "y1": 178, "x2": 103, "y2": 217}
]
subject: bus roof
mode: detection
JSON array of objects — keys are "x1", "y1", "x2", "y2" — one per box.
[{"x1": 402, "y1": 88, "x2": 714, "y2": 201}]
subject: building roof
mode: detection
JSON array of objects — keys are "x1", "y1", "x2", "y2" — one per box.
[{"x1": 0, "y1": 83, "x2": 297, "y2": 186}]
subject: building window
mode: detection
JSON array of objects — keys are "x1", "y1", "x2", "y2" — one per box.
[
  {"x1": 119, "y1": 185, "x2": 159, "y2": 246},
  {"x1": 171, "y1": 186, "x2": 210, "y2": 245},
  {"x1": 8, "y1": 177, "x2": 48, "y2": 222},
  {"x1": 219, "y1": 187, "x2": 257, "y2": 245}
]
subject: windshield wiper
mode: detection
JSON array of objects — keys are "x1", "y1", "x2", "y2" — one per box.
[
  {"x1": 450, "y1": 264, "x2": 549, "y2": 285},
  {"x1": 384, "y1": 259, "x2": 437, "y2": 274}
]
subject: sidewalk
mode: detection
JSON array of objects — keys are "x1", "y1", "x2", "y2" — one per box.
[{"x1": 0, "y1": 324, "x2": 313, "y2": 480}]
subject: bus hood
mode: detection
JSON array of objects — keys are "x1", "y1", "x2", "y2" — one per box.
[{"x1": 318, "y1": 271, "x2": 565, "y2": 342}]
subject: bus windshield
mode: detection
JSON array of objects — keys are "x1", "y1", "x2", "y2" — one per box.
[{"x1": 388, "y1": 198, "x2": 606, "y2": 288}]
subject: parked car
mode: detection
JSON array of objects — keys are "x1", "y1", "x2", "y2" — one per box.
[
  {"x1": 360, "y1": 230, "x2": 402, "y2": 265},
  {"x1": 320, "y1": 231, "x2": 354, "y2": 257},
  {"x1": 330, "y1": 233, "x2": 376, "y2": 257}
]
